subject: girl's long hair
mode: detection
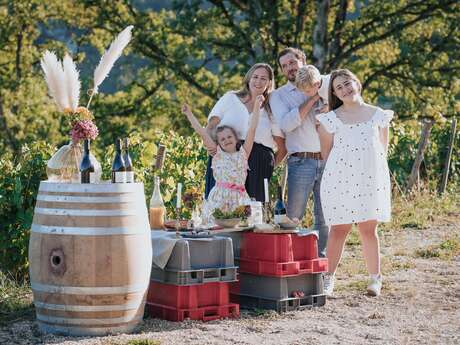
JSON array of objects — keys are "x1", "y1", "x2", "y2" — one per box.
[
  {"x1": 235, "y1": 63, "x2": 275, "y2": 117},
  {"x1": 328, "y1": 69, "x2": 362, "y2": 110}
]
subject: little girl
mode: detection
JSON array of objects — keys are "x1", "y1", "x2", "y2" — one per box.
[
  {"x1": 316, "y1": 69, "x2": 393, "y2": 297},
  {"x1": 181, "y1": 95, "x2": 263, "y2": 224}
]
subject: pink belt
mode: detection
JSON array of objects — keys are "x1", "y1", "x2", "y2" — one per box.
[{"x1": 216, "y1": 181, "x2": 246, "y2": 195}]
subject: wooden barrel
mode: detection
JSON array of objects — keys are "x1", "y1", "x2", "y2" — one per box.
[{"x1": 28, "y1": 181, "x2": 152, "y2": 336}]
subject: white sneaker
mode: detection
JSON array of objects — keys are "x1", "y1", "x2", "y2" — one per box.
[
  {"x1": 323, "y1": 273, "x2": 335, "y2": 296},
  {"x1": 367, "y1": 274, "x2": 382, "y2": 296}
]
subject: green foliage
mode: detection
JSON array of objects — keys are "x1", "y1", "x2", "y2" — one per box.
[
  {"x1": 213, "y1": 205, "x2": 251, "y2": 220},
  {"x1": 0, "y1": 141, "x2": 55, "y2": 277},
  {"x1": 122, "y1": 340, "x2": 161, "y2": 345},
  {"x1": 0, "y1": 271, "x2": 33, "y2": 326},
  {"x1": 388, "y1": 119, "x2": 460, "y2": 187},
  {"x1": 97, "y1": 130, "x2": 208, "y2": 219},
  {"x1": 414, "y1": 236, "x2": 460, "y2": 260}
]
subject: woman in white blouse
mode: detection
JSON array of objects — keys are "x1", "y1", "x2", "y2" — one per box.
[{"x1": 204, "y1": 63, "x2": 287, "y2": 202}]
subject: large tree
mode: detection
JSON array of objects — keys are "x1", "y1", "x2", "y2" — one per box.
[
  {"x1": 80, "y1": 0, "x2": 459, "y2": 126},
  {"x1": 1, "y1": 0, "x2": 458, "y2": 151}
]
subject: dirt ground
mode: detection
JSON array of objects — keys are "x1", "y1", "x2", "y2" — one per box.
[{"x1": 1, "y1": 221, "x2": 459, "y2": 345}]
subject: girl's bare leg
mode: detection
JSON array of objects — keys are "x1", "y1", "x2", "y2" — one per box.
[
  {"x1": 357, "y1": 220, "x2": 380, "y2": 275},
  {"x1": 326, "y1": 223, "x2": 353, "y2": 274}
]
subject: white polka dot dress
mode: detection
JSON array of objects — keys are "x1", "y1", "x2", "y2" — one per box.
[{"x1": 316, "y1": 108, "x2": 393, "y2": 226}]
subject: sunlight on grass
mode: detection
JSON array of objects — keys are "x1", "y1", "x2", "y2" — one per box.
[
  {"x1": 382, "y1": 188, "x2": 460, "y2": 231},
  {"x1": 0, "y1": 271, "x2": 34, "y2": 326},
  {"x1": 414, "y1": 236, "x2": 460, "y2": 260}
]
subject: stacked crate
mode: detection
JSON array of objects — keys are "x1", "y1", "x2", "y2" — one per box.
[
  {"x1": 147, "y1": 235, "x2": 240, "y2": 322},
  {"x1": 229, "y1": 231, "x2": 328, "y2": 312}
]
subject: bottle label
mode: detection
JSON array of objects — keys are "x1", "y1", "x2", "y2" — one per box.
[
  {"x1": 126, "y1": 171, "x2": 134, "y2": 183},
  {"x1": 115, "y1": 171, "x2": 126, "y2": 183},
  {"x1": 89, "y1": 172, "x2": 96, "y2": 184},
  {"x1": 274, "y1": 214, "x2": 289, "y2": 224}
]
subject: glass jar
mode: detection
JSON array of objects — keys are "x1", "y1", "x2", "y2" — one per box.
[
  {"x1": 47, "y1": 140, "x2": 102, "y2": 183},
  {"x1": 249, "y1": 200, "x2": 263, "y2": 226}
]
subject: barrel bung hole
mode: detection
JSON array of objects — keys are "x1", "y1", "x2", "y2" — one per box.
[{"x1": 51, "y1": 255, "x2": 61, "y2": 266}]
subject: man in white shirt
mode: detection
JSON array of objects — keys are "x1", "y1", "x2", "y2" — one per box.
[{"x1": 269, "y1": 47, "x2": 328, "y2": 258}]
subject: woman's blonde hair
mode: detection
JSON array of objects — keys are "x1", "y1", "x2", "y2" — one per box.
[
  {"x1": 328, "y1": 69, "x2": 362, "y2": 110},
  {"x1": 235, "y1": 63, "x2": 275, "y2": 116}
]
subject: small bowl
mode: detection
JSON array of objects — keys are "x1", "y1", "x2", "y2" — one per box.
[{"x1": 214, "y1": 218, "x2": 241, "y2": 228}]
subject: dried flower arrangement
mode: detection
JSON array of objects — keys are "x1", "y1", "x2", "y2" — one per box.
[
  {"x1": 41, "y1": 25, "x2": 134, "y2": 142},
  {"x1": 42, "y1": 26, "x2": 134, "y2": 182}
]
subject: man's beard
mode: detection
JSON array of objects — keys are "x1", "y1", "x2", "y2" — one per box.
[{"x1": 287, "y1": 71, "x2": 297, "y2": 82}]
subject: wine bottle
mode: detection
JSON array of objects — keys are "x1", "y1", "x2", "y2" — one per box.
[
  {"x1": 154, "y1": 144, "x2": 166, "y2": 171},
  {"x1": 149, "y1": 143, "x2": 167, "y2": 229},
  {"x1": 111, "y1": 138, "x2": 126, "y2": 183},
  {"x1": 149, "y1": 176, "x2": 166, "y2": 229},
  {"x1": 80, "y1": 139, "x2": 95, "y2": 184},
  {"x1": 123, "y1": 137, "x2": 134, "y2": 183},
  {"x1": 274, "y1": 185, "x2": 288, "y2": 224}
]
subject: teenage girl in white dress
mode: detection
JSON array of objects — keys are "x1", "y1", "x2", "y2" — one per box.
[{"x1": 317, "y1": 69, "x2": 393, "y2": 297}]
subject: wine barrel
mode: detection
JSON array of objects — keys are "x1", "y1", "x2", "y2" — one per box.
[{"x1": 28, "y1": 181, "x2": 152, "y2": 336}]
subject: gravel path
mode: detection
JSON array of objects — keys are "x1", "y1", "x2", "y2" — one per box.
[{"x1": 1, "y1": 223, "x2": 459, "y2": 345}]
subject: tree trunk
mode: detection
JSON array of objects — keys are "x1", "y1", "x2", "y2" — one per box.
[
  {"x1": 328, "y1": 0, "x2": 348, "y2": 70},
  {"x1": 406, "y1": 119, "x2": 435, "y2": 191},
  {"x1": 312, "y1": 0, "x2": 330, "y2": 70},
  {"x1": 439, "y1": 118, "x2": 457, "y2": 194}
]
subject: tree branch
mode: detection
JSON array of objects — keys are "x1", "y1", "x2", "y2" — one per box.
[
  {"x1": 208, "y1": 0, "x2": 256, "y2": 59},
  {"x1": 108, "y1": 76, "x2": 167, "y2": 117},
  {"x1": 328, "y1": 0, "x2": 457, "y2": 67},
  {"x1": 329, "y1": 0, "x2": 348, "y2": 66}
]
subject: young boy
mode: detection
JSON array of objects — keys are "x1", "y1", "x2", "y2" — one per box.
[{"x1": 295, "y1": 65, "x2": 330, "y2": 112}]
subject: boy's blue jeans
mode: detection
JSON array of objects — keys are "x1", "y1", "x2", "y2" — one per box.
[{"x1": 287, "y1": 155, "x2": 329, "y2": 258}]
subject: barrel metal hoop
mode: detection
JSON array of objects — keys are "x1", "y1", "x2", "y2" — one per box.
[
  {"x1": 36, "y1": 194, "x2": 139, "y2": 203},
  {"x1": 34, "y1": 300, "x2": 143, "y2": 312},
  {"x1": 31, "y1": 282, "x2": 149, "y2": 294},
  {"x1": 36, "y1": 313, "x2": 143, "y2": 325},
  {"x1": 34, "y1": 208, "x2": 142, "y2": 216},
  {"x1": 39, "y1": 181, "x2": 144, "y2": 194},
  {"x1": 31, "y1": 224, "x2": 150, "y2": 236}
]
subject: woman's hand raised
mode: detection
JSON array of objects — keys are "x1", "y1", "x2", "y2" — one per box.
[{"x1": 255, "y1": 95, "x2": 265, "y2": 109}]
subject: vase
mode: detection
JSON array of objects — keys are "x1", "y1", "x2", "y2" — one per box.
[{"x1": 46, "y1": 140, "x2": 102, "y2": 183}]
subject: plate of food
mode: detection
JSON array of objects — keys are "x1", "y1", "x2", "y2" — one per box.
[
  {"x1": 212, "y1": 205, "x2": 251, "y2": 228},
  {"x1": 213, "y1": 217, "x2": 241, "y2": 228},
  {"x1": 164, "y1": 220, "x2": 189, "y2": 230}
]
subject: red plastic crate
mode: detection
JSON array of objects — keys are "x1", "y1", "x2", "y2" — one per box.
[
  {"x1": 147, "y1": 280, "x2": 230, "y2": 309},
  {"x1": 147, "y1": 302, "x2": 239, "y2": 322},
  {"x1": 229, "y1": 278, "x2": 240, "y2": 295},
  {"x1": 240, "y1": 232, "x2": 318, "y2": 262},
  {"x1": 237, "y1": 257, "x2": 328, "y2": 277}
]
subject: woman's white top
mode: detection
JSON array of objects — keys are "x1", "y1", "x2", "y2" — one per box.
[{"x1": 208, "y1": 91, "x2": 283, "y2": 150}]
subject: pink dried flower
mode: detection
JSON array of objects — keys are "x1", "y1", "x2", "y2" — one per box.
[{"x1": 70, "y1": 119, "x2": 99, "y2": 142}]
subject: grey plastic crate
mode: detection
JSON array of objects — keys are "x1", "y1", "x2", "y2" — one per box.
[
  {"x1": 217, "y1": 231, "x2": 246, "y2": 258},
  {"x1": 155, "y1": 236, "x2": 235, "y2": 271},
  {"x1": 150, "y1": 266, "x2": 238, "y2": 285},
  {"x1": 231, "y1": 293, "x2": 326, "y2": 312},
  {"x1": 237, "y1": 272, "x2": 323, "y2": 300}
]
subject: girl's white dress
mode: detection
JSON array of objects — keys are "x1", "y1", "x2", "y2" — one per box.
[
  {"x1": 202, "y1": 146, "x2": 251, "y2": 224},
  {"x1": 316, "y1": 108, "x2": 393, "y2": 226}
]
